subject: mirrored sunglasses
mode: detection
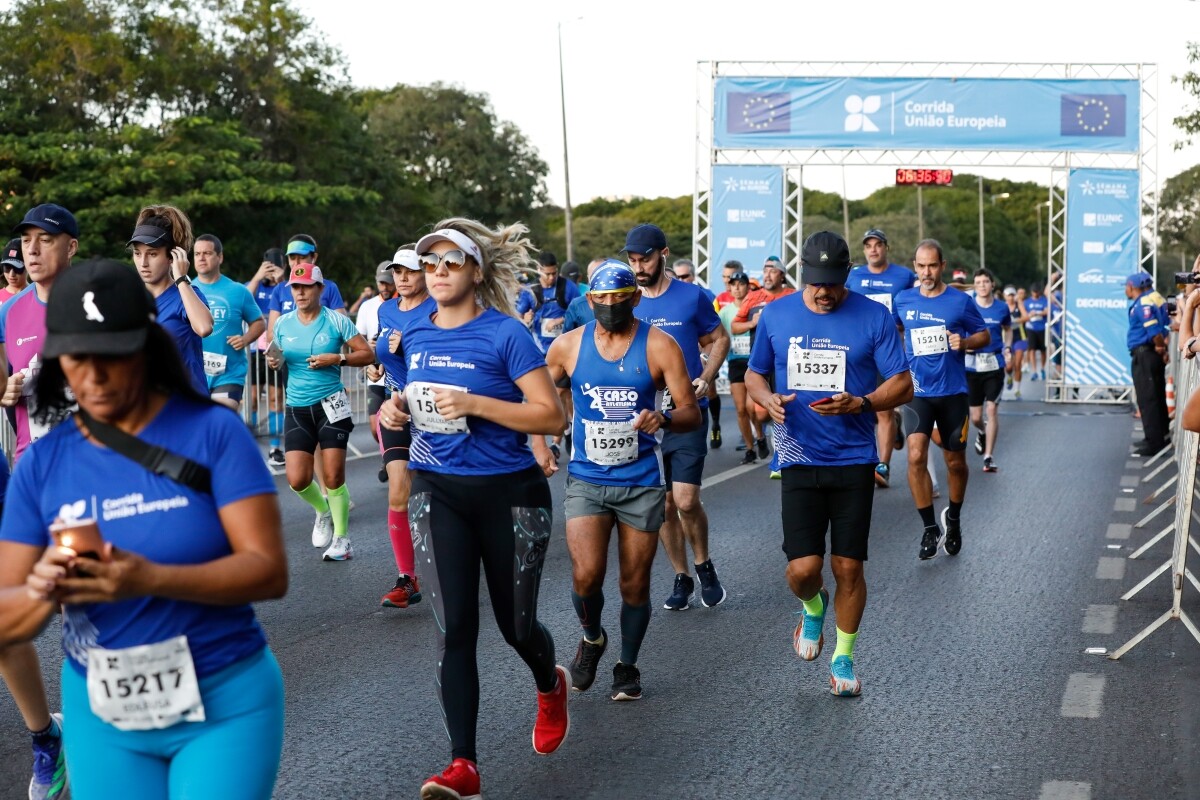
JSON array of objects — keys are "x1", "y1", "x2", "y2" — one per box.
[{"x1": 418, "y1": 249, "x2": 471, "y2": 273}]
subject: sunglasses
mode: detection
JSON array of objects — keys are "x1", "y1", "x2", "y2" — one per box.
[
  {"x1": 3, "y1": 264, "x2": 24, "y2": 273},
  {"x1": 418, "y1": 249, "x2": 473, "y2": 273}
]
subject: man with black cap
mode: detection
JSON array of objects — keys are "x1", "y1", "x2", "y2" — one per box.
[
  {"x1": 0, "y1": 203, "x2": 77, "y2": 800},
  {"x1": 847, "y1": 229, "x2": 917, "y2": 488},
  {"x1": 1, "y1": 238, "x2": 28, "y2": 299},
  {"x1": 893, "y1": 239, "x2": 990, "y2": 561},
  {"x1": 624, "y1": 223, "x2": 731, "y2": 611},
  {"x1": 745, "y1": 230, "x2": 911, "y2": 698},
  {"x1": 1126, "y1": 271, "x2": 1169, "y2": 456}
]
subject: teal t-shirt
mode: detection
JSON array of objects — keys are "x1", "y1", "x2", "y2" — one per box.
[
  {"x1": 199, "y1": 275, "x2": 263, "y2": 390},
  {"x1": 273, "y1": 307, "x2": 360, "y2": 406}
]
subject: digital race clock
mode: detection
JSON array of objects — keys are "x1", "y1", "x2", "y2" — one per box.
[{"x1": 895, "y1": 169, "x2": 954, "y2": 186}]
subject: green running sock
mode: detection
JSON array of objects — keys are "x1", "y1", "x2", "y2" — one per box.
[
  {"x1": 801, "y1": 589, "x2": 826, "y2": 618},
  {"x1": 833, "y1": 627, "x2": 858, "y2": 660},
  {"x1": 326, "y1": 484, "x2": 350, "y2": 538},
  {"x1": 295, "y1": 480, "x2": 329, "y2": 514}
]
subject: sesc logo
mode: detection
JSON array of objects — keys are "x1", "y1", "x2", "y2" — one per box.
[{"x1": 1077, "y1": 269, "x2": 1104, "y2": 284}]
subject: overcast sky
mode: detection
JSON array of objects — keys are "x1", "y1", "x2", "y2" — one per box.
[{"x1": 298, "y1": 0, "x2": 1200, "y2": 206}]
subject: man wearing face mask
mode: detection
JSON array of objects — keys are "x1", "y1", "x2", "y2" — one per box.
[
  {"x1": 540, "y1": 261, "x2": 699, "y2": 700},
  {"x1": 624, "y1": 223, "x2": 731, "y2": 612}
]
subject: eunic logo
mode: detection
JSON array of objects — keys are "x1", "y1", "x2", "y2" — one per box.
[
  {"x1": 844, "y1": 95, "x2": 881, "y2": 132},
  {"x1": 1082, "y1": 213, "x2": 1124, "y2": 227},
  {"x1": 726, "y1": 209, "x2": 768, "y2": 223},
  {"x1": 1078, "y1": 269, "x2": 1104, "y2": 284}
]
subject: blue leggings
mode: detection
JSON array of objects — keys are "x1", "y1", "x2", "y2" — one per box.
[{"x1": 61, "y1": 647, "x2": 284, "y2": 800}]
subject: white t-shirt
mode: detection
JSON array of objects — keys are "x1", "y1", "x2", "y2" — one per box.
[{"x1": 355, "y1": 295, "x2": 386, "y2": 388}]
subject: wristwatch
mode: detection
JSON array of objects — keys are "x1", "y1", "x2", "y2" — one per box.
[
  {"x1": 858, "y1": 395, "x2": 873, "y2": 415},
  {"x1": 659, "y1": 410, "x2": 673, "y2": 430},
  {"x1": 174, "y1": 275, "x2": 191, "y2": 287},
  {"x1": 339, "y1": 353, "x2": 348, "y2": 365}
]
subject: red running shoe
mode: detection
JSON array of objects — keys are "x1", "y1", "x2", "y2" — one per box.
[
  {"x1": 420, "y1": 758, "x2": 481, "y2": 800},
  {"x1": 380, "y1": 574, "x2": 422, "y2": 608},
  {"x1": 532, "y1": 664, "x2": 570, "y2": 755}
]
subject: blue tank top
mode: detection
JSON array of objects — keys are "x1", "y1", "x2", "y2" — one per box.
[{"x1": 569, "y1": 322, "x2": 663, "y2": 488}]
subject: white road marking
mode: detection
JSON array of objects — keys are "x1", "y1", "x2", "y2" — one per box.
[
  {"x1": 1061, "y1": 673, "x2": 1106, "y2": 718},
  {"x1": 1082, "y1": 605, "x2": 1117, "y2": 635},
  {"x1": 1113, "y1": 498, "x2": 1136, "y2": 512},
  {"x1": 1039, "y1": 780, "x2": 1091, "y2": 800},
  {"x1": 1106, "y1": 523, "x2": 1132, "y2": 540},
  {"x1": 704, "y1": 461, "x2": 765, "y2": 488},
  {"x1": 1119, "y1": 475, "x2": 1140, "y2": 488},
  {"x1": 1096, "y1": 557, "x2": 1126, "y2": 580}
]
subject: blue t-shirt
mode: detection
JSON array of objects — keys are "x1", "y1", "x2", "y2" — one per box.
[
  {"x1": 697, "y1": 284, "x2": 717, "y2": 307},
  {"x1": 198, "y1": 275, "x2": 263, "y2": 390},
  {"x1": 1024, "y1": 295, "x2": 1049, "y2": 332},
  {"x1": 515, "y1": 288, "x2": 536, "y2": 317},
  {"x1": 269, "y1": 279, "x2": 346, "y2": 315},
  {"x1": 403, "y1": 308, "x2": 544, "y2": 476},
  {"x1": 562, "y1": 294, "x2": 594, "y2": 333},
  {"x1": 569, "y1": 321, "x2": 662, "y2": 487},
  {"x1": 376, "y1": 295, "x2": 437, "y2": 392},
  {"x1": 248, "y1": 282, "x2": 275, "y2": 317},
  {"x1": 156, "y1": 284, "x2": 209, "y2": 394},
  {"x1": 273, "y1": 307, "x2": 361, "y2": 406},
  {"x1": 893, "y1": 287, "x2": 988, "y2": 397},
  {"x1": 0, "y1": 396, "x2": 276, "y2": 678},
  {"x1": 748, "y1": 292, "x2": 907, "y2": 468},
  {"x1": 968, "y1": 297, "x2": 1012, "y2": 373},
  {"x1": 633, "y1": 279, "x2": 722, "y2": 409},
  {"x1": 532, "y1": 279, "x2": 581, "y2": 351},
  {"x1": 846, "y1": 264, "x2": 917, "y2": 311}
]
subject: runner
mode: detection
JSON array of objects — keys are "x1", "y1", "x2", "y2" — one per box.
[
  {"x1": 846, "y1": 228, "x2": 917, "y2": 488},
  {"x1": 370, "y1": 245, "x2": 435, "y2": 608},
  {"x1": 744, "y1": 230, "x2": 912, "y2": 698},
  {"x1": 530, "y1": 251, "x2": 580, "y2": 458},
  {"x1": 0, "y1": 257, "x2": 287, "y2": 800},
  {"x1": 194, "y1": 234, "x2": 265, "y2": 412},
  {"x1": 966, "y1": 269, "x2": 1011, "y2": 473},
  {"x1": 375, "y1": 219, "x2": 568, "y2": 800},
  {"x1": 624, "y1": 223, "x2": 731, "y2": 610},
  {"x1": 717, "y1": 270, "x2": 761, "y2": 461},
  {"x1": 893, "y1": 239, "x2": 989, "y2": 560},
  {"x1": 1024, "y1": 282, "x2": 1049, "y2": 380},
  {"x1": 0, "y1": 203, "x2": 77, "y2": 800},
  {"x1": 354, "y1": 262, "x2": 396, "y2": 451},
  {"x1": 673, "y1": 258, "x2": 722, "y2": 447},
  {"x1": 265, "y1": 263, "x2": 373, "y2": 561},
  {"x1": 1003, "y1": 285, "x2": 1029, "y2": 397},
  {"x1": 1, "y1": 238, "x2": 28, "y2": 299},
  {"x1": 129, "y1": 205, "x2": 214, "y2": 393},
  {"x1": 247, "y1": 249, "x2": 287, "y2": 464},
  {"x1": 731, "y1": 254, "x2": 796, "y2": 467},
  {"x1": 714, "y1": 260, "x2": 743, "y2": 310},
  {"x1": 562, "y1": 258, "x2": 609, "y2": 333},
  {"x1": 541, "y1": 261, "x2": 699, "y2": 701}
]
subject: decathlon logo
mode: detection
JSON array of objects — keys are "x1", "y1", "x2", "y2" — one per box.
[
  {"x1": 844, "y1": 95, "x2": 881, "y2": 132},
  {"x1": 581, "y1": 383, "x2": 639, "y2": 420}
]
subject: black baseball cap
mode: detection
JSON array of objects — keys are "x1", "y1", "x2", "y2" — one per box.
[
  {"x1": 1, "y1": 238, "x2": 24, "y2": 270},
  {"x1": 800, "y1": 231, "x2": 852, "y2": 285},
  {"x1": 13, "y1": 204, "x2": 79, "y2": 238},
  {"x1": 862, "y1": 229, "x2": 888, "y2": 245},
  {"x1": 44, "y1": 259, "x2": 157, "y2": 358},
  {"x1": 728, "y1": 271, "x2": 750, "y2": 284}
]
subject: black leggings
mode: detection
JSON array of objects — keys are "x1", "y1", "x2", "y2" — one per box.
[{"x1": 409, "y1": 465, "x2": 556, "y2": 763}]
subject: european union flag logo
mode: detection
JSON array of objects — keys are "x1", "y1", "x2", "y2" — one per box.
[
  {"x1": 1060, "y1": 94, "x2": 1126, "y2": 137},
  {"x1": 727, "y1": 92, "x2": 790, "y2": 134}
]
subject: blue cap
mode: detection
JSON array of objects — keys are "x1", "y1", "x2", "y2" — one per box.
[
  {"x1": 13, "y1": 204, "x2": 78, "y2": 238},
  {"x1": 286, "y1": 240, "x2": 316, "y2": 256},
  {"x1": 588, "y1": 260, "x2": 638, "y2": 294},
  {"x1": 622, "y1": 223, "x2": 667, "y2": 254},
  {"x1": 1126, "y1": 273, "x2": 1153, "y2": 289}
]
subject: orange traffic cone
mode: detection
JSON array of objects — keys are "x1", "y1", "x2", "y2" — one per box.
[{"x1": 1167, "y1": 373, "x2": 1176, "y2": 418}]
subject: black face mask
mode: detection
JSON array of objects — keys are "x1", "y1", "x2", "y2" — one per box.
[{"x1": 594, "y1": 297, "x2": 634, "y2": 332}]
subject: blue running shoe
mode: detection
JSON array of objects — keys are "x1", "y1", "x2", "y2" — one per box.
[
  {"x1": 696, "y1": 560, "x2": 726, "y2": 608},
  {"x1": 830, "y1": 656, "x2": 862, "y2": 697},
  {"x1": 792, "y1": 587, "x2": 829, "y2": 661},
  {"x1": 663, "y1": 573, "x2": 694, "y2": 611},
  {"x1": 29, "y1": 713, "x2": 68, "y2": 800}
]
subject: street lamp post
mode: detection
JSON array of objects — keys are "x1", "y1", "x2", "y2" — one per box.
[
  {"x1": 978, "y1": 177, "x2": 985, "y2": 270},
  {"x1": 557, "y1": 19, "x2": 579, "y2": 263}
]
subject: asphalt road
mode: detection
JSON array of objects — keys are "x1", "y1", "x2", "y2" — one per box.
[{"x1": 2, "y1": 381, "x2": 1198, "y2": 799}]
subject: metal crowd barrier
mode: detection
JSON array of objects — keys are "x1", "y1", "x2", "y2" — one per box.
[{"x1": 1110, "y1": 330, "x2": 1200, "y2": 659}]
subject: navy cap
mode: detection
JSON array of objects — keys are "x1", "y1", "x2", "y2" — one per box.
[
  {"x1": 1126, "y1": 273, "x2": 1153, "y2": 290},
  {"x1": 13, "y1": 204, "x2": 78, "y2": 238},
  {"x1": 728, "y1": 271, "x2": 750, "y2": 284},
  {"x1": 622, "y1": 224, "x2": 668, "y2": 255},
  {"x1": 862, "y1": 229, "x2": 887, "y2": 245}
]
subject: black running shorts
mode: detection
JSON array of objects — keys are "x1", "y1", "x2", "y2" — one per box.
[
  {"x1": 966, "y1": 370, "x2": 1004, "y2": 406},
  {"x1": 781, "y1": 464, "x2": 875, "y2": 561},
  {"x1": 902, "y1": 394, "x2": 971, "y2": 452}
]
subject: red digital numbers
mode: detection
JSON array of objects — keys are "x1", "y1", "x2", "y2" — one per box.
[{"x1": 895, "y1": 169, "x2": 954, "y2": 186}]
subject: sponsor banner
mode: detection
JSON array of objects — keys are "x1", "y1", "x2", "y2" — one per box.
[
  {"x1": 710, "y1": 165, "x2": 783, "y2": 282},
  {"x1": 1064, "y1": 168, "x2": 1139, "y2": 385},
  {"x1": 714, "y1": 77, "x2": 1138, "y2": 153}
]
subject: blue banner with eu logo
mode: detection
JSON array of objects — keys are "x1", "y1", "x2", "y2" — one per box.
[
  {"x1": 713, "y1": 78, "x2": 1138, "y2": 153},
  {"x1": 709, "y1": 166, "x2": 783, "y2": 284},
  {"x1": 1064, "y1": 168, "x2": 1139, "y2": 386}
]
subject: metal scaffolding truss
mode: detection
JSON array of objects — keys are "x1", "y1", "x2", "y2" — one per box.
[{"x1": 694, "y1": 60, "x2": 1157, "y2": 404}]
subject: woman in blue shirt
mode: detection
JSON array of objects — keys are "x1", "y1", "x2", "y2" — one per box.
[
  {"x1": 0, "y1": 258, "x2": 287, "y2": 800},
  {"x1": 378, "y1": 218, "x2": 568, "y2": 800},
  {"x1": 128, "y1": 205, "x2": 214, "y2": 394}
]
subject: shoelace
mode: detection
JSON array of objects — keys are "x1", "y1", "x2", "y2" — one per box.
[
  {"x1": 577, "y1": 639, "x2": 604, "y2": 672},
  {"x1": 831, "y1": 658, "x2": 856, "y2": 682},
  {"x1": 613, "y1": 664, "x2": 639, "y2": 686},
  {"x1": 31, "y1": 741, "x2": 60, "y2": 784}
]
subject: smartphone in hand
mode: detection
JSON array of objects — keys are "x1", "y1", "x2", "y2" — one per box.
[
  {"x1": 50, "y1": 519, "x2": 107, "y2": 562},
  {"x1": 809, "y1": 396, "x2": 834, "y2": 408}
]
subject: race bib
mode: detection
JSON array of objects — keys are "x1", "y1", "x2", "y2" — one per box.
[
  {"x1": 321, "y1": 389, "x2": 351, "y2": 423},
  {"x1": 583, "y1": 420, "x2": 638, "y2": 466},
  {"x1": 540, "y1": 317, "x2": 562, "y2": 339},
  {"x1": 731, "y1": 336, "x2": 751, "y2": 356},
  {"x1": 406, "y1": 381, "x2": 469, "y2": 434},
  {"x1": 911, "y1": 325, "x2": 949, "y2": 357},
  {"x1": 866, "y1": 293, "x2": 893, "y2": 311},
  {"x1": 202, "y1": 352, "x2": 227, "y2": 377},
  {"x1": 86, "y1": 636, "x2": 205, "y2": 731},
  {"x1": 787, "y1": 347, "x2": 846, "y2": 393},
  {"x1": 970, "y1": 351, "x2": 999, "y2": 372}
]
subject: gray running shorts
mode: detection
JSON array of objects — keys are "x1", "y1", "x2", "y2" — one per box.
[{"x1": 564, "y1": 476, "x2": 667, "y2": 533}]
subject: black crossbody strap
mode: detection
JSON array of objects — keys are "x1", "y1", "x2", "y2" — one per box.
[{"x1": 77, "y1": 410, "x2": 212, "y2": 494}]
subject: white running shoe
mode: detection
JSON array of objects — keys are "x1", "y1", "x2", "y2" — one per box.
[
  {"x1": 323, "y1": 535, "x2": 353, "y2": 561},
  {"x1": 312, "y1": 511, "x2": 334, "y2": 548}
]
